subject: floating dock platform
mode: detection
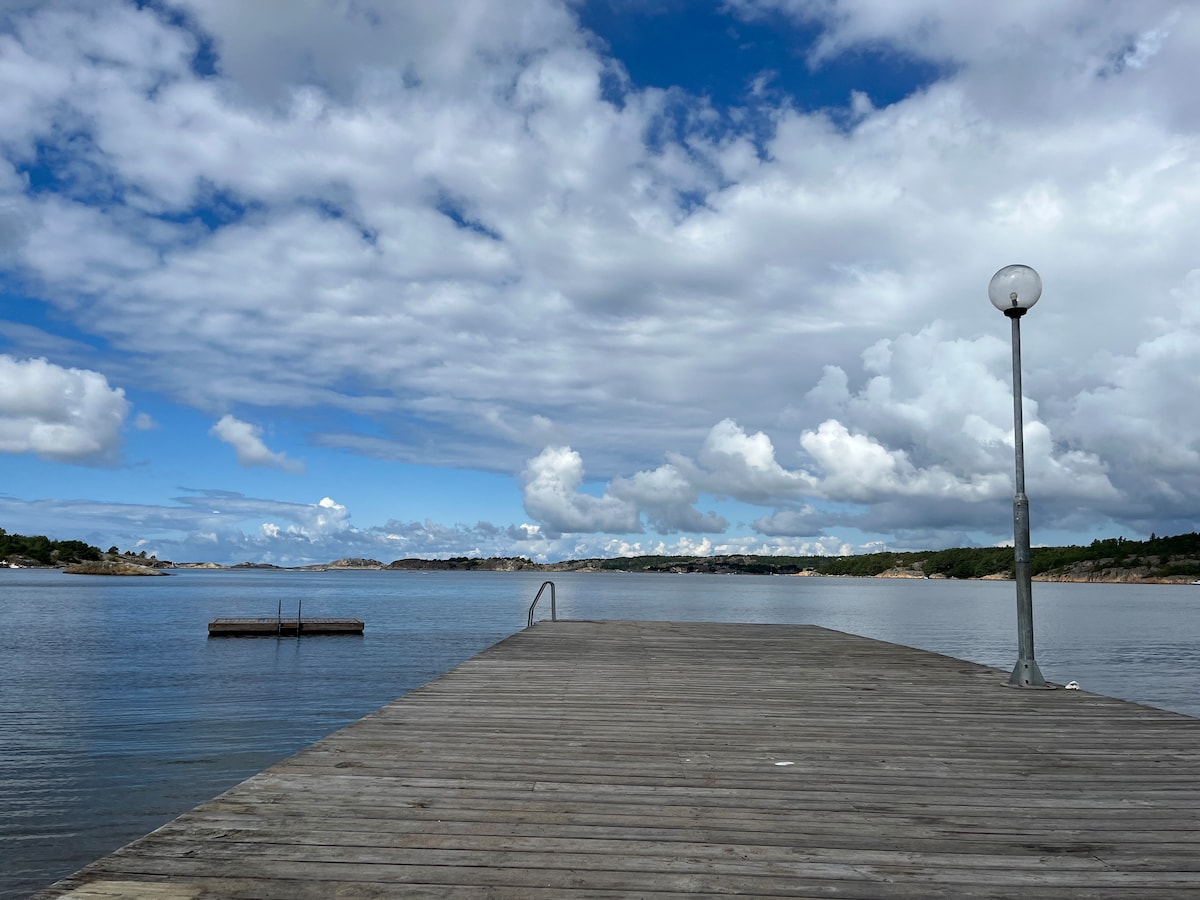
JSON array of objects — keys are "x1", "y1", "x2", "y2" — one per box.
[
  {"x1": 38, "y1": 620, "x2": 1200, "y2": 897},
  {"x1": 207, "y1": 617, "x2": 364, "y2": 636}
]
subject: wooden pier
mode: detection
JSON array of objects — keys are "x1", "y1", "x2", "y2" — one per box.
[
  {"x1": 207, "y1": 617, "x2": 364, "y2": 636},
  {"x1": 37, "y1": 621, "x2": 1200, "y2": 898}
]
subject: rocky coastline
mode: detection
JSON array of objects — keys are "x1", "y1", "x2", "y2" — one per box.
[
  {"x1": 9, "y1": 556, "x2": 1195, "y2": 584},
  {"x1": 7, "y1": 537, "x2": 1200, "y2": 583}
]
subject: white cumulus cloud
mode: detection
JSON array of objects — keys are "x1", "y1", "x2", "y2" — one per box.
[
  {"x1": 521, "y1": 446, "x2": 639, "y2": 536},
  {"x1": 0, "y1": 355, "x2": 129, "y2": 464},
  {"x1": 609, "y1": 463, "x2": 728, "y2": 534},
  {"x1": 209, "y1": 414, "x2": 305, "y2": 473}
]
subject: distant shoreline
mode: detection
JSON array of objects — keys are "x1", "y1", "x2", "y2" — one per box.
[
  {"x1": 6, "y1": 560, "x2": 1196, "y2": 584},
  {"x1": 7, "y1": 536, "x2": 1200, "y2": 584},
  {"x1": 158, "y1": 560, "x2": 1200, "y2": 584}
]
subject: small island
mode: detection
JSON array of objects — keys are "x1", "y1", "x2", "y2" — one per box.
[{"x1": 62, "y1": 560, "x2": 169, "y2": 576}]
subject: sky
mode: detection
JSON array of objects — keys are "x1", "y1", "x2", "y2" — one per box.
[{"x1": 1, "y1": 0, "x2": 1199, "y2": 566}]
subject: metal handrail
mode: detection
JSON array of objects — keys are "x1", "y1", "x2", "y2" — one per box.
[
  {"x1": 277, "y1": 597, "x2": 303, "y2": 637},
  {"x1": 527, "y1": 580, "x2": 556, "y2": 628}
]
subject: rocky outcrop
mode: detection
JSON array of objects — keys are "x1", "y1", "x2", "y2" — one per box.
[
  {"x1": 1035, "y1": 571, "x2": 1197, "y2": 584},
  {"x1": 1033, "y1": 555, "x2": 1200, "y2": 583},
  {"x1": 875, "y1": 567, "x2": 926, "y2": 579},
  {"x1": 327, "y1": 558, "x2": 385, "y2": 569},
  {"x1": 3, "y1": 556, "x2": 48, "y2": 568},
  {"x1": 387, "y1": 557, "x2": 540, "y2": 571},
  {"x1": 63, "y1": 560, "x2": 169, "y2": 576}
]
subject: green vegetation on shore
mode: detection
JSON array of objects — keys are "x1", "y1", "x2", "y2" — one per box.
[
  {"x1": 3, "y1": 528, "x2": 1199, "y2": 582},
  {"x1": 0, "y1": 527, "x2": 102, "y2": 566},
  {"x1": 526, "y1": 532, "x2": 1200, "y2": 582}
]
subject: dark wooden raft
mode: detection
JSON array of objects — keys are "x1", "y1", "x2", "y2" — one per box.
[{"x1": 208, "y1": 617, "x2": 364, "y2": 636}]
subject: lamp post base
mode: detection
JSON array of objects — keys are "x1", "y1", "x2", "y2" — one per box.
[{"x1": 1007, "y1": 657, "x2": 1053, "y2": 688}]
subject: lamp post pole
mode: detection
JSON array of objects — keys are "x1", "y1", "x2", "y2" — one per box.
[{"x1": 989, "y1": 265, "x2": 1048, "y2": 688}]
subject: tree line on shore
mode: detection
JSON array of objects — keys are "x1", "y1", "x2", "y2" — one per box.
[
  {"x1": 532, "y1": 532, "x2": 1200, "y2": 580},
  {"x1": 3, "y1": 527, "x2": 1199, "y2": 581},
  {"x1": 0, "y1": 528, "x2": 103, "y2": 566}
]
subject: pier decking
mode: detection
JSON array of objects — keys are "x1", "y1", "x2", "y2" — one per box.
[
  {"x1": 38, "y1": 621, "x2": 1200, "y2": 898},
  {"x1": 207, "y1": 617, "x2": 364, "y2": 636}
]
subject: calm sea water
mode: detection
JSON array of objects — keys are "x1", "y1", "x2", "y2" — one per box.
[{"x1": 2, "y1": 568, "x2": 1198, "y2": 898}]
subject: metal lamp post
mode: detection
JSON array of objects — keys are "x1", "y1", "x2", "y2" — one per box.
[{"x1": 988, "y1": 264, "x2": 1049, "y2": 688}]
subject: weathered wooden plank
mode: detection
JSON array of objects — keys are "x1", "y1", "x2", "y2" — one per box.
[
  {"x1": 35, "y1": 621, "x2": 1200, "y2": 898},
  {"x1": 153, "y1": 816, "x2": 1200, "y2": 858},
  {"x1": 65, "y1": 848, "x2": 1200, "y2": 889},
  {"x1": 110, "y1": 825, "x2": 1200, "y2": 877},
  {"x1": 49, "y1": 879, "x2": 1200, "y2": 900},
  {"x1": 205, "y1": 770, "x2": 1200, "y2": 810},
  {"x1": 283, "y1": 751, "x2": 1200, "y2": 787}
]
